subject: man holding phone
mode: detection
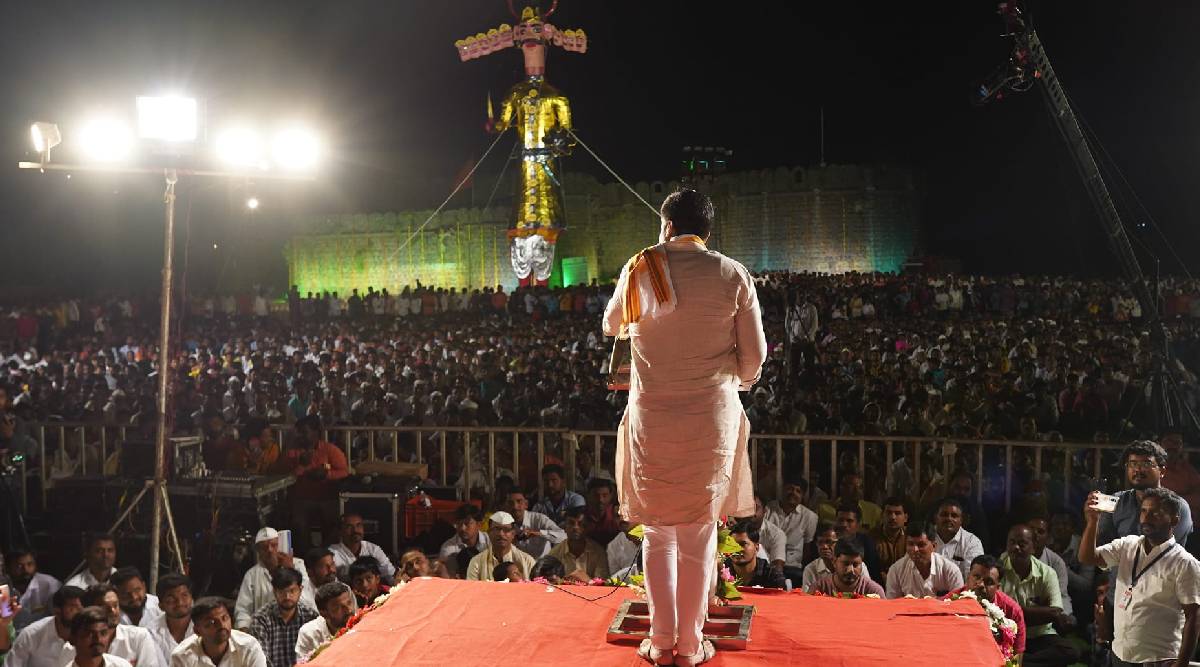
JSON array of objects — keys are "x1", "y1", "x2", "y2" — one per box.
[{"x1": 1081, "y1": 486, "x2": 1200, "y2": 666}]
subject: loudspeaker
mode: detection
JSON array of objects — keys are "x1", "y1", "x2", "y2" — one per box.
[{"x1": 119, "y1": 440, "x2": 157, "y2": 479}]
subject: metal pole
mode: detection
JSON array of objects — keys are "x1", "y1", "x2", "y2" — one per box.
[{"x1": 149, "y1": 169, "x2": 178, "y2": 593}]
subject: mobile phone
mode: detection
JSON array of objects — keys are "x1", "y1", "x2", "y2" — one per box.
[
  {"x1": 278, "y1": 530, "x2": 293, "y2": 556},
  {"x1": 0, "y1": 584, "x2": 11, "y2": 617},
  {"x1": 1093, "y1": 493, "x2": 1119, "y2": 513}
]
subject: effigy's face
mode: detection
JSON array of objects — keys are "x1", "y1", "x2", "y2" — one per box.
[{"x1": 522, "y1": 42, "x2": 546, "y2": 75}]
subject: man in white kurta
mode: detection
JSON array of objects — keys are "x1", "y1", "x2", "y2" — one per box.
[{"x1": 603, "y1": 189, "x2": 766, "y2": 666}]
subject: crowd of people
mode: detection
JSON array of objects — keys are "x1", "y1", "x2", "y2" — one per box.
[
  {"x1": 5, "y1": 272, "x2": 1200, "y2": 664},
  {"x1": 2, "y1": 440, "x2": 1197, "y2": 666},
  {"x1": 4, "y1": 273, "x2": 1200, "y2": 450}
]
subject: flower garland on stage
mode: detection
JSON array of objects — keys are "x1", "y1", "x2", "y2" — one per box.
[{"x1": 945, "y1": 590, "x2": 1019, "y2": 665}]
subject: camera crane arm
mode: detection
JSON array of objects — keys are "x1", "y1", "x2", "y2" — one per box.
[
  {"x1": 979, "y1": 3, "x2": 1157, "y2": 320},
  {"x1": 977, "y1": 3, "x2": 1200, "y2": 435}
]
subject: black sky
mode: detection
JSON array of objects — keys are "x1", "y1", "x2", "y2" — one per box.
[{"x1": 2, "y1": 1, "x2": 1199, "y2": 289}]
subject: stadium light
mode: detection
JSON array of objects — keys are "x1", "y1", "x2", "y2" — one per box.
[
  {"x1": 214, "y1": 127, "x2": 264, "y2": 168},
  {"x1": 136, "y1": 96, "x2": 197, "y2": 142},
  {"x1": 78, "y1": 117, "x2": 133, "y2": 162},
  {"x1": 272, "y1": 126, "x2": 319, "y2": 171},
  {"x1": 30, "y1": 122, "x2": 62, "y2": 157},
  {"x1": 16, "y1": 94, "x2": 322, "y2": 596}
]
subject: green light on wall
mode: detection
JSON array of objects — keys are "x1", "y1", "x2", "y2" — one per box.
[{"x1": 561, "y1": 256, "x2": 589, "y2": 287}]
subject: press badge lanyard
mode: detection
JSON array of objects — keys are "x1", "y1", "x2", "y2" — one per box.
[{"x1": 1122, "y1": 543, "x2": 1176, "y2": 608}]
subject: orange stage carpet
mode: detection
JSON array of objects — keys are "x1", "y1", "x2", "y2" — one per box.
[{"x1": 307, "y1": 578, "x2": 1004, "y2": 666}]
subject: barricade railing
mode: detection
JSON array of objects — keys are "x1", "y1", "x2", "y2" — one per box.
[{"x1": 23, "y1": 422, "x2": 1144, "y2": 514}]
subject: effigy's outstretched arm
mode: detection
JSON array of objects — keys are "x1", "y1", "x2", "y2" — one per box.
[{"x1": 491, "y1": 90, "x2": 520, "y2": 133}]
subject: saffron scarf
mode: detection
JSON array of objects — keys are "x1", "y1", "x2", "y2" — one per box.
[{"x1": 620, "y1": 235, "x2": 705, "y2": 326}]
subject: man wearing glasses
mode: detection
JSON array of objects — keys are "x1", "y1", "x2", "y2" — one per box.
[{"x1": 1098, "y1": 440, "x2": 1193, "y2": 548}]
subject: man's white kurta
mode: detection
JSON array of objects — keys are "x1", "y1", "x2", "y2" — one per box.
[{"x1": 603, "y1": 238, "x2": 766, "y2": 526}]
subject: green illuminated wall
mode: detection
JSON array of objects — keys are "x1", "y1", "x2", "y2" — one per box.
[
  {"x1": 285, "y1": 165, "x2": 921, "y2": 293},
  {"x1": 284, "y1": 209, "x2": 511, "y2": 296}
]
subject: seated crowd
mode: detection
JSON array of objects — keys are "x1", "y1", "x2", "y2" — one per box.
[{"x1": 3, "y1": 438, "x2": 1199, "y2": 666}]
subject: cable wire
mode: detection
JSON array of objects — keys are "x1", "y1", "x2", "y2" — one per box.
[
  {"x1": 1068, "y1": 92, "x2": 1192, "y2": 278},
  {"x1": 566, "y1": 128, "x2": 659, "y2": 217},
  {"x1": 386, "y1": 130, "x2": 509, "y2": 262}
]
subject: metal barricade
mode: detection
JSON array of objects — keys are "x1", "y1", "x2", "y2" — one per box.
[{"x1": 21, "y1": 422, "x2": 1147, "y2": 514}]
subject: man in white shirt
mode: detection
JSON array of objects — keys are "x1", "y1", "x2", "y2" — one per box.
[
  {"x1": 1081, "y1": 487, "x2": 1200, "y2": 666},
  {"x1": 5, "y1": 586, "x2": 85, "y2": 667},
  {"x1": 437, "y1": 505, "x2": 490, "y2": 578},
  {"x1": 295, "y1": 583, "x2": 354, "y2": 663},
  {"x1": 147, "y1": 574, "x2": 195, "y2": 666},
  {"x1": 65, "y1": 606, "x2": 133, "y2": 667},
  {"x1": 763, "y1": 479, "x2": 818, "y2": 573},
  {"x1": 885, "y1": 524, "x2": 964, "y2": 599},
  {"x1": 111, "y1": 567, "x2": 162, "y2": 628},
  {"x1": 3, "y1": 548, "x2": 61, "y2": 631},
  {"x1": 465, "y1": 512, "x2": 537, "y2": 581},
  {"x1": 64, "y1": 535, "x2": 118, "y2": 590},
  {"x1": 80, "y1": 584, "x2": 165, "y2": 667},
  {"x1": 327, "y1": 514, "x2": 396, "y2": 580},
  {"x1": 931, "y1": 498, "x2": 984, "y2": 581},
  {"x1": 235, "y1": 528, "x2": 313, "y2": 630},
  {"x1": 170, "y1": 597, "x2": 266, "y2": 667},
  {"x1": 503, "y1": 490, "x2": 566, "y2": 559}
]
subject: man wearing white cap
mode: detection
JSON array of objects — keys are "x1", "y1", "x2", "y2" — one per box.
[
  {"x1": 603, "y1": 190, "x2": 766, "y2": 666},
  {"x1": 233, "y1": 528, "x2": 313, "y2": 630},
  {"x1": 464, "y1": 512, "x2": 536, "y2": 582}
]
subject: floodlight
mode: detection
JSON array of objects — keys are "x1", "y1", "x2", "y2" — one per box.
[
  {"x1": 136, "y1": 96, "x2": 197, "y2": 142},
  {"x1": 246, "y1": 197, "x2": 260, "y2": 210},
  {"x1": 271, "y1": 126, "x2": 319, "y2": 171},
  {"x1": 30, "y1": 122, "x2": 62, "y2": 154},
  {"x1": 214, "y1": 127, "x2": 263, "y2": 167},
  {"x1": 78, "y1": 117, "x2": 133, "y2": 162}
]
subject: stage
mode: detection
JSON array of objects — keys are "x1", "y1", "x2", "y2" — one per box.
[{"x1": 306, "y1": 578, "x2": 1005, "y2": 666}]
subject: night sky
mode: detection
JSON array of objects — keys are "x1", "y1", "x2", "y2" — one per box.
[{"x1": 1, "y1": 1, "x2": 1198, "y2": 290}]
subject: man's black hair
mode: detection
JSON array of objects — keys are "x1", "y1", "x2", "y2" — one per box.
[
  {"x1": 454, "y1": 503, "x2": 484, "y2": 522},
  {"x1": 660, "y1": 189, "x2": 715, "y2": 239},
  {"x1": 156, "y1": 573, "x2": 193, "y2": 597},
  {"x1": 1121, "y1": 439, "x2": 1169, "y2": 467},
  {"x1": 270, "y1": 566, "x2": 303, "y2": 590},
  {"x1": 81, "y1": 583, "x2": 116, "y2": 607},
  {"x1": 729, "y1": 520, "x2": 761, "y2": 545},
  {"x1": 111, "y1": 567, "x2": 144, "y2": 588},
  {"x1": 833, "y1": 538, "x2": 864, "y2": 559},
  {"x1": 53, "y1": 585, "x2": 86, "y2": 609},
  {"x1": 315, "y1": 582, "x2": 351, "y2": 611},
  {"x1": 190, "y1": 596, "x2": 233, "y2": 623},
  {"x1": 348, "y1": 556, "x2": 381, "y2": 579},
  {"x1": 70, "y1": 606, "x2": 115, "y2": 635}
]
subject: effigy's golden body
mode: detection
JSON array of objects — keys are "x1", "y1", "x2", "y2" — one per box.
[{"x1": 493, "y1": 80, "x2": 571, "y2": 243}]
